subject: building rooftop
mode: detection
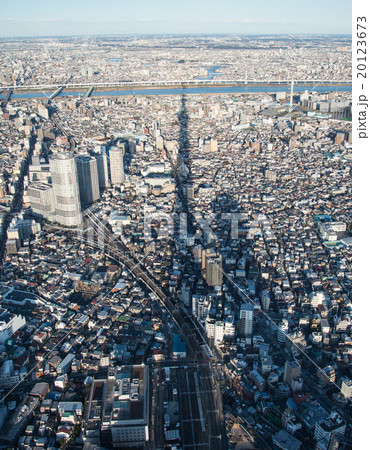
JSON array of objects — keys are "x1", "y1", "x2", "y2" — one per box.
[
  {"x1": 102, "y1": 365, "x2": 148, "y2": 425},
  {"x1": 273, "y1": 429, "x2": 302, "y2": 450}
]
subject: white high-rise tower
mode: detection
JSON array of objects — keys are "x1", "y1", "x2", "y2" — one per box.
[
  {"x1": 109, "y1": 146, "x2": 124, "y2": 186},
  {"x1": 239, "y1": 303, "x2": 253, "y2": 337},
  {"x1": 50, "y1": 152, "x2": 81, "y2": 227},
  {"x1": 95, "y1": 147, "x2": 110, "y2": 189}
]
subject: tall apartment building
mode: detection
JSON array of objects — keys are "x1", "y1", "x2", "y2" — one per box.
[
  {"x1": 206, "y1": 316, "x2": 215, "y2": 339},
  {"x1": 180, "y1": 283, "x2": 191, "y2": 306},
  {"x1": 239, "y1": 303, "x2": 253, "y2": 337},
  {"x1": 28, "y1": 183, "x2": 55, "y2": 221},
  {"x1": 224, "y1": 315, "x2": 236, "y2": 340},
  {"x1": 340, "y1": 377, "x2": 352, "y2": 400},
  {"x1": 50, "y1": 152, "x2": 81, "y2": 227},
  {"x1": 278, "y1": 319, "x2": 289, "y2": 343},
  {"x1": 260, "y1": 289, "x2": 271, "y2": 311},
  {"x1": 109, "y1": 146, "x2": 124, "y2": 185},
  {"x1": 187, "y1": 182, "x2": 195, "y2": 200},
  {"x1": 214, "y1": 321, "x2": 224, "y2": 343},
  {"x1": 284, "y1": 360, "x2": 301, "y2": 386},
  {"x1": 201, "y1": 248, "x2": 216, "y2": 271},
  {"x1": 75, "y1": 155, "x2": 100, "y2": 206},
  {"x1": 314, "y1": 412, "x2": 346, "y2": 444},
  {"x1": 192, "y1": 295, "x2": 208, "y2": 321},
  {"x1": 95, "y1": 148, "x2": 110, "y2": 189},
  {"x1": 205, "y1": 254, "x2": 223, "y2": 287}
]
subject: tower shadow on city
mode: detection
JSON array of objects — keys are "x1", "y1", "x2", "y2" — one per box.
[
  {"x1": 179, "y1": 94, "x2": 190, "y2": 153},
  {"x1": 176, "y1": 94, "x2": 195, "y2": 237}
]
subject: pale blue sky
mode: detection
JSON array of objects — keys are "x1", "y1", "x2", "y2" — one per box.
[{"x1": 0, "y1": 0, "x2": 352, "y2": 37}]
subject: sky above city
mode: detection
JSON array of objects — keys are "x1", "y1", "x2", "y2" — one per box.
[{"x1": 0, "y1": 0, "x2": 352, "y2": 37}]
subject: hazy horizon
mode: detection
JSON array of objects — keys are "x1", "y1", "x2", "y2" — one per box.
[
  {"x1": 0, "y1": 0, "x2": 352, "y2": 38},
  {"x1": 0, "y1": 33, "x2": 353, "y2": 40}
]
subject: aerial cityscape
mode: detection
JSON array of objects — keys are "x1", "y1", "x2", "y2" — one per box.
[{"x1": 0, "y1": 1, "x2": 354, "y2": 450}]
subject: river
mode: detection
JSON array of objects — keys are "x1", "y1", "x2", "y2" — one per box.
[{"x1": 0, "y1": 84, "x2": 352, "y2": 100}]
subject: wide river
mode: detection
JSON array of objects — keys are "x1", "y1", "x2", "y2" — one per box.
[{"x1": 0, "y1": 84, "x2": 351, "y2": 99}]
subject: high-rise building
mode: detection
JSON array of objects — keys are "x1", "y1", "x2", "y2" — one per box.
[
  {"x1": 206, "y1": 316, "x2": 215, "y2": 339},
  {"x1": 50, "y1": 152, "x2": 81, "y2": 227},
  {"x1": 210, "y1": 138, "x2": 218, "y2": 152},
  {"x1": 28, "y1": 183, "x2": 55, "y2": 221},
  {"x1": 95, "y1": 147, "x2": 110, "y2": 189},
  {"x1": 202, "y1": 248, "x2": 217, "y2": 271},
  {"x1": 260, "y1": 289, "x2": 271, "y2": 311},
  {"x1": 260, "y1": 356, "x2": 273, "y2": 375},
  {"x1": 156, "y1": 135, "x2": 164, "y2": 150},
  {"x1": 239, "y1": 303, "x2": 253, "y2": 337},
  {"x1": 109, "y1": 146, "x2": 124, "y2": 185},
  {"x1": 291, "y1": 377, "x2": 303, "y2": 393},
  {"x1": 335, "y1": 132, "x2": 345, "y2": 145},
  {"x1": 278, "y1": 319, "x2": 289, "y2": 343},
  {"x1": 224, "y1": 315, "x2": 235, "y2": 340},
  {"x1": 196, "y1": 296, "x2": 205, "y2": 320},
  {"x1": 284, "y1": 360, "x2": 301, "y2": 386},
  {"x1": 181, "y1": 284, "x2": 191, "y2": 306},
  {"x1": 7, "y1": 215, "x2": 41, "y2": 242},
  {"x1": 314, "y1": 412, "x2": 346, "y2": 444},
  {"x1": 340, "y1": 377, "x2": 352, "y2": 400},
  {"x1": 205, "y1": 254, "x2": 223, "y2": 287},
  {"x1": 38, "y1": 103, "x2": 49, "y2": 120},
  {"x1": 75, "y1": 155, "x2": 100, "y2": 206},
  {"x1": 214, "y1": 321, "x2": 224, "y2": 343},
  {"x1": 127, "y1": 140, "x2": 136, "y2": 154},
  {"x1": 187, "y1": 183, "x2": 195, "y2": 200}
]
